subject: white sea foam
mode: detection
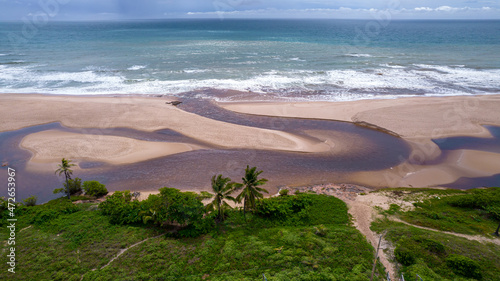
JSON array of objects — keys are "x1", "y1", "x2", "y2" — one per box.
[
  {"x1": 127, "y1": 65, "x2": 146, "y2": 71},
  {"x1": 345, "y1": 54, "x2": 372, "y2": 57},
  {"x1": 0, "y1": 63, "x2": 498, "y2": 101},
  {"x1": 183, "y1": 69, "x2": 209, "y2": 73}
]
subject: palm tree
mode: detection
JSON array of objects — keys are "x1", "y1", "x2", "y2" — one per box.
[
  {"x1": 205, "y1": 174, "x2": 239, "y2": 222},
  {"x1": 55, "y1": 158, "x2": 76, "y2": 199},
  {"x1": 236, "y1": 165, "x2": 268, "y2": 220}
]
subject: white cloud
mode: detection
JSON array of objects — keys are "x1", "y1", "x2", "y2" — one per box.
[
  {"x1": 415, "y1": 7, "x2": 433, "y2": 12},
  {"x1": 181, "y1": 6, "x2": 500, "y2": 19},
  {"x1": 436, "y1": 6, "x2": 457, "y2": 12}
]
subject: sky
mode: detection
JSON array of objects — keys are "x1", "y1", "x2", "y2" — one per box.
[{"x1": 0, "y1": 0, "x2": 499, "y2": 21}]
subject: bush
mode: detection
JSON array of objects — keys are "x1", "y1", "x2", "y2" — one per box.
[
  {"x1": 157, "y1": 187, "x2": 205, "y2": 226},
  {"x1": 279, "y1": 189, "x2": 289, "y2": 196},
  {"x1": 446, "y1": 188, "x2": 500, "y2": 210},
  {"x1": 30, "y1": 198, "x2": 80, "y2": 225},
  {"x1": 99, "y1": 191, "x2": 141, "y2": 224},
  {"x1": 23, "y1": 195, "x2": 37, "y2": 206},
  {"x1": 446, "y1": 254, "x2": 482, "y2": 279},
  {"x1": 100, "y1": 188, "x2": 207, "y2": 232},
  {"x1": 83, "y1": 181, "x2": 108, "y2": 197},
  {"x1": 54, "y1": 178, "x2": 82, "y2": 197},
  {"x1": 314, "y1": 224, "x2": 328, "y2": 237},
  {"x1": 395, "y1": 246, "x2": 416, "y2": 266},
  {"x1": 65, "y1": 178, "x2": 82, "y2": 195},
  {"x1": 386, "y1": 204, "x2": 401, "y2": 215},
  {"x1": 420, "y1": 239, "x2": 445, "y2": 254},
  {"x1": 255, "y1": 193, "x2": 311, "y2": 221}
]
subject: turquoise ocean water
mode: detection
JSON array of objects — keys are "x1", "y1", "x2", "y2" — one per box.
[{"x1": 0, "y1": 19, "x2": 499, "y2": 100}]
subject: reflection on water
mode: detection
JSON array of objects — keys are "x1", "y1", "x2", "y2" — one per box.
[{"x1": 1, "y1": 98, "x2": 414, "y2": 203}]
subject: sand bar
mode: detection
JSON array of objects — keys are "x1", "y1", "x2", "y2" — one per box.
[
  {"x1": 0, "y1": 94, "x2": 330, "y2": 153},
  {"x1": 21, "y1": 130, "x2": 202, "y2": 166},
  {"x1": 220, "y1": 95, "x2": 500, "y2": 140}
]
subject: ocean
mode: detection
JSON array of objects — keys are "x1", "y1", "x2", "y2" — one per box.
[{"x1": 0, "y1": 19, "x2": 499, "y2": 100}]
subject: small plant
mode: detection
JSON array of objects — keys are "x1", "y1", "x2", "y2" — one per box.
[
  {"x1": 314, "y1": 224, "x2": 328, "y2": 237},
  {"x1": 131, "y1": 191, "x2": 141, "y2": 201},
  {"x1": 395, "y1": 245, "x2": 416, "y2": 266},
  {"x1": 446, "y1": 254, "x2": 482, "y2": 279},
  {"x1": 385, "y1": 204, "x2": 401, "y2": 215},
  {"x1": 54, "y1": 177, "x2": 82, "y2": 197},
  {"x1": 66, "y1": 177, "x2": 82, "y2": 195},
  {"x1": 279, "y1": 189, "x2": 289, "y2": 196},
  {"x1": 23, "y1": 195, "x2": 37, "y2": 206},
  {"x1": 83, "y1": 180, "x2": 108, "y2": 197}
]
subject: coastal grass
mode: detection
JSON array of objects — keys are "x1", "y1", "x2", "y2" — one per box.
[
  {"x1": 1, "y1": 193, "x2": 385, "y2": 281},
  {"x1": 372, "y1": 219, "x2": 500, "y2": 281},
  {"x1": 0, "y1": 200, "x2": 163, "y2": 281},
  {"x1": 374, "y1": 187, "x2": 500, "y2": 237}
]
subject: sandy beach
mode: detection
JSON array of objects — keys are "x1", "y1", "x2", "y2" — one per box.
[
  {"x1": 219, "y1": 95, "x2": 500, "y2": 188},
  {"x1": 2, "y1": 93, "x2": 500, "y2": 195}
]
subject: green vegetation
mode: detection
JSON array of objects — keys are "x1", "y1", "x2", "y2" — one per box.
[
  {"x1": 54, "y1": 158, "x2": 77, "y2": 199},
  {"x1": 4, "y1": 165, "x2": 498, "y2": 281},
  {"x1": 279, "y1": 189, "x2": 289, "y2": 196},
  {"x1": 22, "y1": 195, "x2": 37, "y2": 206},
  {"x1": 372, "y1": 219, "x2": 499, "y2": 281},
  {"x1": 372, "y1": 187, "x2": 500, "y2": 281},
  {"x1": 236, "y1": 165, "x2": 268, "y2": 220},
  {"x1": 1, "y1": 192, "x2": 383, "y2": 280},
  {"x1": 378, "y1": 187, "x2": 500, "y2": 236},
  {"x1": 205, "y1": 174, "x2": 238, "y2": 222},
  {"x1": 82, "y1": 180, "x2": 108, "y2": 197}
]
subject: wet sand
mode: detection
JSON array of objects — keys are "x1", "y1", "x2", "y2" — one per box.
[
  {"x1": 220, "y1": 95, "x2": 500, "y2": 188},
  {"x1": 1, "y1": 93, "x2": 499, "y2": 203}
]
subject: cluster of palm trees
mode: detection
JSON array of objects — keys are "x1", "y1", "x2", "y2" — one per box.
[
  {"x1": 205, "y1": 165, "x2": 268, "y2": 222},
  {"x1": 55, "y1": 158, "x2": 267, "y2": 221}
]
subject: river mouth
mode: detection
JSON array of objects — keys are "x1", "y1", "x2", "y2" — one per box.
[{"x1": 0, "y1": 96, "x2": 413, "y2": 203}]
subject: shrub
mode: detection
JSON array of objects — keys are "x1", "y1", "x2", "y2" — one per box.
[
  {"x1": 386, "y1": 204, "x2": 401, "y2": 215},
  {"x1": 99, "y1": 190, "x2": 141, "y2": 224},
  {"x1": 157, "y1": 187, "x2": 205, "y2": 226},
  {"x1": 279, "y1": 189, "x2": 289, "y2": 196},
  {"x1": 83, "y1": 181, "x2": 108, "y2": 197},
  {"x1": 255, "y1": 193, "x2": 311, "y2": 221},
  {"x1": 30, "y1": 198, "x2": 80, "y2": 225},
  {"x1": 100, "y1": 188, "x2": 207, "y2": 232},
  {"x1": 485, "y1": 205, "x2": 500, "y2": 220},
  {"x1": 420, "y1": 239, "x2": 445, "y2": 254},
  {"x1": 23, "y1": 195, "x2": 37, "y2": 206},
  {"x1": 395, "y1": 246, "x2": 416, "y2": 266},
  {"x1": 446, "y1": 188, "x2": 500, "y2": 210},
  {"x1": 65, "y1": 178, "x2": 82, "y2": 195},
  {"x1": 446, "y1": 254, "x2": 482, "y2": 279},
  {"x1": 314, "y1": 224, "x2": 328, "y2": 237},
  {"x1": 54, "y1": 177, "x2": 82, "y2": 196}
]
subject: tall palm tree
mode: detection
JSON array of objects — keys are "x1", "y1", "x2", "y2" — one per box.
[
  {"x1": 236, "y1": 165, "x2": 268, "y2": 220},
  {"x1": 55, "y1": 158, "x2": 76, "y2": 199},
  {"x1": 206, "y1": 174, "x2": 239, "y2": 222}
]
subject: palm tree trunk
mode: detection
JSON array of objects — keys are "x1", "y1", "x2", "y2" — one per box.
[
  {"x1": 65, "y1": 172, "x2": 70, "y2": 199},
  {"x1": 243, "y1": 200, "x2": 247, "y2": 222}
]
